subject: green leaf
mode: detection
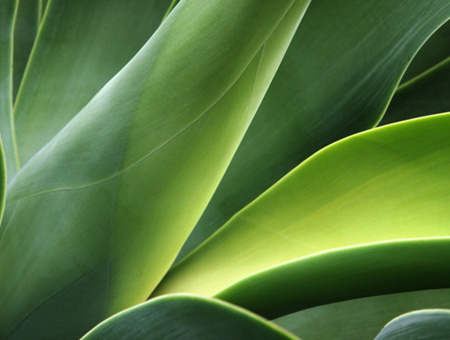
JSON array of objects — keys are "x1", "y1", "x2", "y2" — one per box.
[
  {"x1": 0, "y1": 0, "x2": 310, "y2": 338},
  {"x1": 81, "y1": 294, "x2": 299, "y2": 340},
  {"x1": 177, "y1": 0, "x2": 450, "y2": 262},
  {"x1": 12, "y1": 0, "x2": 40, "y2": 100},
  {"x1": 0, "y1": 0, "x2": 19, "y2": 179},
  {"x1": 400, "y1": 20, "x2": 450, "y2": 83},
  {"x1": 216, "y1": 238, "x2": 450, "y2": 319},
  {"x1": 375, "y1": 309, "x2": 450, "y2": 340},
  {"x1": 13, "y1": 0, "x2": 172, "y2": 173},
  {"x1": 381, "y1": 57, "x2": 450, "y2": 125},
  {"x1": 154, "y1": 112, "x2": 450, "y2": 296},
  {"x1": 274, "y1": 289, "x2": 450, "y2": 340}
]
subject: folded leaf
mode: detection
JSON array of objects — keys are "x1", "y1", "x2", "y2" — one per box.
[
  {"x1": 0, "y1": 0, "x2": 309, "y2": 338},
  {"x1": 274, "y1": 289, "x2": 450, "y2": 340},
  {"x1": 178, "y1": 0, "x2": 450, "y2": 261},
  {"x1": 375, "y1": 309, "x2": 450, "y2": 340},
  {"x1": 81, "y1": 294, "x2": 299, "y2": 340},
  {"x1": 0, "y1": 0, "x2": 19, "y2": 178},
  {"x1": 216, "y1": 238, "x2": 450, "y2": 319},
  {"x1": 155, "y1": 112, "x2": 450, "y2": 296}
]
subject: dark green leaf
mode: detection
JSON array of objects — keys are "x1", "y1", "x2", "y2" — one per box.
[
  {"x1": 82, "y1": 294, "x2": 299, "y2": 340},
  {"x1": 375, "y1": 309, "x2": 450, "y2": 340}
]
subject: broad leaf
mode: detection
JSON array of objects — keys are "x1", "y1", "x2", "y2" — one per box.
[
  {"x1": 216, "y1": 238, "x2": 450, "y2": 319},
  {"x1": 13, "y1": 0, "x2": 172, "y2": 173},
  {"x1": 177, "y1": 0, "x2": 450, "y2": 261},
  {"x1": 155, "y1": 112, "x2": 450, "y2": 296},
  {"x1": 0, "y1": 0, "x2": 19, "y2": 178},
  {"x1": 375, "y1": 309, "x2": 450, "y2": 340},
  {"x1": 274, "y1": 289, "x2": 450, "y2": 340},
  {"x1": 82, "y1": 294, "x2": 299, "y2": 340},
  {"x1": 0, "y1": 0, "x2": 310, "y2": 338}
]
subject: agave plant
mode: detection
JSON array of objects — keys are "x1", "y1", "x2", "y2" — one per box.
[{"x1": 0, "y1": 0, "x2": 449, "y2": 339}]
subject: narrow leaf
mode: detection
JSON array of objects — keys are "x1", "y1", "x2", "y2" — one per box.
[
  {"x1": 0, "y1": 0, "x2": 19, "y2": 178},
  {"x1": 12, "y1": 0, "x2": 39, "y2": 99}
]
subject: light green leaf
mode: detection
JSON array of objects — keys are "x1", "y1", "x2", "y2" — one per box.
[
  {"x1": 81, "y1": 294, "x2": 299, "y2": 340},
  {"x1": 155, "y1": 112, "x2": 450, "y2": 296},
  {"x1": 13, "y1": 0, "x2": 172, "y2": 173},
  {"x1": 274, "y1": 289, "x2": 450, "y2": 340},
  {"x1": 216, "y1": 238, "x2": 450, "y2": 319},
  {"x1": 0, "y1": 0, "x2": 310, "y2": 338},
  {"x1": 12, "y1": 0, "x2": 39, "y2": 100},
  {"x1": 381, "y1": 57, "x2": 450, "y2": 125},
  {"x1": 375, "y1": 309, "x2": 450, "y2": 340},
  {"x1": 0, "y1": 0, "x2": 19, "y2": 179},
  {"x1": 177, "y1": 0, "x2": 450, "y2": 261}
]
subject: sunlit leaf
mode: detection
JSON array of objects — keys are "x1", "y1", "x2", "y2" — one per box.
[
  {"x1": 216, "y1": 238, "x2": 450, "y2": 319},
  {"x1": 155, "y1": 112, "x2": 450, "y2": 296},
  {"x1": 178, "y1": 0, "x2": 450, "y2": 261}
]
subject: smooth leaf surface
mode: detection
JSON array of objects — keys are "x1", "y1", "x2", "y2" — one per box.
[
  {"x1": 12, "y1": 0, "x2": 39, "y2": 99},
  {"x1": 400, "y1": 20, "x2": 450, "y2": 83},
  {"x1": 0, "y1": 0, "x2": 309, "y2": 338},
  {"x1": 0, "y1": 0, "x2": 19, "y2": 179},
  {"x1": 375, "y1": 309, "x2": 450, "y2": 340},
  {"x1": 216, "y1": 238, "x2": 450, "y2": 319},
  {"x1": 275, "y1": 289, "x2": 450, "y2": 340},
  {"x1": 155, "y1": 112, "x2": 450, "y2": 296},
  {"x1": 177, "y1": 0, "x2": 450, "y2": 261},
  {"x1": 13, "y1": 0, "x2": 172, "y2": 172},
  {"x1": 82, "y1": 294, "x2": 299, "y2": 340},
  {"x1": 381, "y1": 57, "x2": 450, "y2": 125}
]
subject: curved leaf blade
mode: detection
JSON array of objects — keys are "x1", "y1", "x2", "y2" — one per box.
[
  {"x1": 81, "y1": 294, "x2": 299, "y2": 340},
  {"x1": 155, "y1": 112, "x2": 450, "y2": 296},
  {"x1": 381, "y1": 57, "x2": 450, "y2": 125},
  {"x1": 13, "y1": 0, "x2": 172, "y2": 172},
  {"x1": 177, "y1": 0, "x2": 450, "y2": 261},
  {"x1": 274, "y1": 289, "x2": 450, "y2": 340},
  {"x1": 12, "y1": 0, "x2": 39, "y2": 99},
  {"x1": 216, "y1": 238, "x2": 450, "y2": 319},
  {"x1": 375, "y1": 309, "x2": 450, "y2": 340},
  {"x1": 0, "y1": 0, "x2": 19, "y2": 178},
  {"x1": 0, "y1": 0, "x2": 309, "y2": 338}
]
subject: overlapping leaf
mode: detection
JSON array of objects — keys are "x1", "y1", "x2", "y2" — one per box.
[
  {"x1": 154, "y1": 112, "x2": 450, "y2": 296},
  {"x1": 375, "y1": 309, "x2": 450, "y2": 340},
  {"x1": 81, "y1": 294, "x2": 299, "y2": 340},
  {"x1": 0, "y1": 0, "x2": 310, "y2": 338},
  {"x1": 216, "y1": 238, "x2": 450, "y2": 319},
  {"x1": 177, "y1": 0, "x2": 450, "y2": 261},
  {"x1": 12, "y1": 0, "x2": 172, "y2": 174},
  {"x1": 274, "y1": 289, "x2": 450, "y2": 340}
]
